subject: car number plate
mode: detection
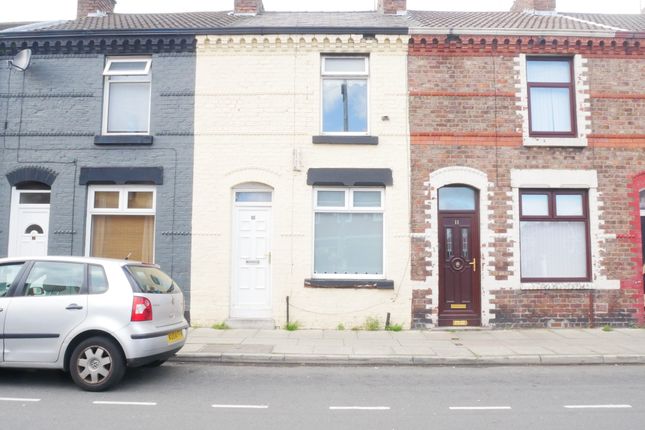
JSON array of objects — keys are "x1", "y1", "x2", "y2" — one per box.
[{"x1": 167, "y1": 330, "x2": 184, "y2": 344}]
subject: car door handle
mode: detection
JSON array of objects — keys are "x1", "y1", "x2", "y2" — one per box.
[{"x1": 66, "y1": 304, "x2": 84, "y2": 310}]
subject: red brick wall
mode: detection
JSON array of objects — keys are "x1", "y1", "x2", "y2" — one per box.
[
  {"x1": 409, "y1": 35, "x2": 645, "y2": 327},
  {"x1": 491, "y1": 289, "x2": 640, "y2": 328},
  {"x1": 77, "y1": 0, "x2": 115, "y2": 18},
  {"x1": 412, "y1": 288, "x2": 433, "y2": 328},
  {"x1": 234, "y1": 0, "x2": 264, "y2": 14},
  {"x1": 378, "y1": 0, "x2": 406, "y2": 14}
]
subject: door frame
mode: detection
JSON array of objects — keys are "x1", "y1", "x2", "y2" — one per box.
[
  {"x1": 8, "y1": 187, "x2": 51, "y2": 257},
  {"x1": 437, "y1": 185, "x2": 482, "y2": 327},
  {"x1": 230, "y1": 186, "x2": 273, "y2": 319}
]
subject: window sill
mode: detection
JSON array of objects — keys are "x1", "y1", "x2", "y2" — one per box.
[
  {"x1": 94, "y1": 135, "x2": 154, "y2": 146},
  {"x1": 523, "y1": 136, "x2": 587, "y2": 147},
  {"x1": 305, "y1": 278, "x2": 393, "y2": 289},
  {"x1": 312, "y1": 135, "x2": 378, "y2": 145}
]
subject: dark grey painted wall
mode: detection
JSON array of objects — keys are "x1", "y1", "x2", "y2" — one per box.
[{"x1": 0, "y1": 52, "x2": 195, "y2": 314}]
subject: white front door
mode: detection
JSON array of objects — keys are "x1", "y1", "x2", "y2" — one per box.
[
  {"x1": 8, "y1": 188, "x2": 51, "y2": 257},
  {"x1": 231, "y1": 205, "x2": 272, "y2": 318}
]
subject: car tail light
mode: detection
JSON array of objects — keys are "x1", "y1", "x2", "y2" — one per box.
[{"x1": 131, "y1": 296, "x2": 153, "y2": 321}]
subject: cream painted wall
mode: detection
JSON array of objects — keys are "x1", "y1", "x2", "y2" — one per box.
[{"x1": 191, "y1": 35, "x2": 417, "y2": 328}]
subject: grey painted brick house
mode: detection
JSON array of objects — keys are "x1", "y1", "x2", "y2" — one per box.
[{"x1": 0, "y1": 1, "x2": 208, "y2": 318}]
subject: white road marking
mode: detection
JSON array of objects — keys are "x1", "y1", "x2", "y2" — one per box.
[
  {"x1": 329, "y1": 406, "x2": 391, "y2": 410},
  {"x1": 211, "y1": 404, "x2": 269, "y2": 409},
  {"x1": 0, "y1": 397, "x2": 41, "y2": 402},
  {"x1": 564, "y1": 404, "x2": 632, "y2": 409},
  {"x1": 93, "y1": 401, "x2": 157, "y2": 406},
  {"x1": 450, "y1": 406, "x2": 512, "y2": 411}
]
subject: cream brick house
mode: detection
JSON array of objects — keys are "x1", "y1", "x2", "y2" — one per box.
[{"x1": 190, "y1": 0, "x2": 418, "y2": 328}]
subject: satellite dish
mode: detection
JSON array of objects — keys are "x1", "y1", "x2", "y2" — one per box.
[{"x1": 8, "y1": 48, "x2": 32, "y2": 71}]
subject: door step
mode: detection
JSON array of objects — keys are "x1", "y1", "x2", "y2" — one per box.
[
  {"x1": 432, "y1": 326, "x2": 490, "y2": 331},
  {"x1": 225, "y1": 318, "x2": 276, "y2": 329}
]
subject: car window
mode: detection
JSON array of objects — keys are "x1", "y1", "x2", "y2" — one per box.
[
  {"x1": 23, "y1": 261, "x2": 85, "y2": 297},
  {"x1": 0, "y1": 263, "x2": 24, "y2": 297},
  {"x1": 127, "y1": 266, "x2": 178, "y2": 294},
  {"x1": 88, "y1": 264, "x2": 109, "y2": 294}
]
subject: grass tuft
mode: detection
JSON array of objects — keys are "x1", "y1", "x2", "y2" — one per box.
[
  {"x1": 211, "y1": 322, "x2": 230, "y2": 330},
  {"x1": 284, "y1": 321, "x2": 300, "y2": 331},
  {"x1": 385, "y1": 323, "x2": 403, "y2": 332},
  {"x1": 364, "y1": 316, "x2": 380, "y2": 331}
]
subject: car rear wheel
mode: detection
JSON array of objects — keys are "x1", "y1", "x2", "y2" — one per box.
[{"x1": 69, "y1": 337, "x2": 126, "y2": 391}]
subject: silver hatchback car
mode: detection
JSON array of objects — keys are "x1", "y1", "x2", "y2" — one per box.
[{"x1": 0, "y1": 256, "x2": 188, "y2": 391}]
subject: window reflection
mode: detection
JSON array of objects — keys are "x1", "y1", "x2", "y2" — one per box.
[{"x1": 439, "y1": 187, "x2": 476, "y2": 211}]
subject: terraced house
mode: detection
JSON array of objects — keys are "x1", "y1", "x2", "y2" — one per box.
[
  {"x1": 189, "y1": 0, "x2": 415, "y2": 328},
  {"x1": 407, "y1": 0, "x2": 645, "y2": 328},
  {"x1": 0, "y1": 0, "x2": 201, "y2": 317},
  {"x1": 1, "y1": 0, "x2": 643, "y2": 329}
]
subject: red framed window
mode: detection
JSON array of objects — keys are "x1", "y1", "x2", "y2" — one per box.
[
  {"x1": 519, "y1": 189, "x2": 590, "y2": 282},
  {"x1": 526, "y1": 57, "x2": 577, "y2": 137}
]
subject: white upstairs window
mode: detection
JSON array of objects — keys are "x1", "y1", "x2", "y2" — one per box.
[
  {"x1": 102, "y1": 57, "x2": 152, "y2": 135},
  {"x1": 321, "y1": 56, "x2": 369, "y2": 134}
]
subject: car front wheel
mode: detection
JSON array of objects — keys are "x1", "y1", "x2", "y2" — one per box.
[{"x1": 69, "y1": 337, "x2": 126, "y2": 391}]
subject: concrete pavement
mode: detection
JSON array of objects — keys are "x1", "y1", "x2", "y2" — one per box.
[{"x1": 174, "y1": 327, "x2": 645, "y2": 366}]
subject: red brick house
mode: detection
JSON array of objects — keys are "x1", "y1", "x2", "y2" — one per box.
[{"x1": 406, "y1": 0, "x2": 645, "y2": 327}]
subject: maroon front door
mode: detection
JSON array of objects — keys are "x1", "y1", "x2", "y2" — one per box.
[{"x1": 438, "y1": 213, "x2": 481, "y2": 326}]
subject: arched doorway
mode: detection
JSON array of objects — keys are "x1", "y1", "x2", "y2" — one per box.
[
  {"x1": 437, "y1": 185, "x2": 481, "y2": 326},
  {"x1": 8, "y1": 181, "x2": 51, "y2": 257}
]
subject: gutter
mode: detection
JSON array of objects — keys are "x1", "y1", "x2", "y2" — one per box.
[
  {"x1": 408, "y1": 27, "x2": 617, "y2": 38},
  {"x1": 0, "y1": 26, "x2": 409, "y2": 41}
]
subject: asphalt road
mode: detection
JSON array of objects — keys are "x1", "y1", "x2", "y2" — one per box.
[{"x1": 1, "y1": 363, "x2": 644, "y2": 429}]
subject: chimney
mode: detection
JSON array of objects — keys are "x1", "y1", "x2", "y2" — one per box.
[
  {"x1": 510, "y1": 0, "x2": 556, "y2": 12},
  {"x1": 378, "y1": 0, "x2": 406, "y2": 15},
  {"x1": 77, "y1": 0, "x2": 116, "y2": 19},
  {"x1": 234, "y1": 0, "x2": 264, "y2": 15}
]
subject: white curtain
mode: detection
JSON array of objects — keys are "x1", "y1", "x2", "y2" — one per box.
[
  {"x1": 530, "y1": 87, "x2": 572, "y2": 132},
  {"x1": 314, "y1": 213, "x2": 383, "y2": 275},
  {"x1": 520, "y1": 221, "x2": 586, "y2": 279},
  {"x1": 108, "y1": 82, "x2": 150, "y2": 133}
]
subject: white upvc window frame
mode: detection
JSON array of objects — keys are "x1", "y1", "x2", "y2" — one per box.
[
  {"x1": 640, "y1": 189, "x2": 645, "y2": 217},
  {"x1": 320, "y1": 55, "x2": 370, "y2": 136},
  {"x1": 312, "y1": 187, "x2": 385, "y2": 279},
  {"x1": 84, "y1": 185, "x2": 157, "y2": 259},
  {"x1": 102, "y1": 56, "x2": 152, "y2": 136}
]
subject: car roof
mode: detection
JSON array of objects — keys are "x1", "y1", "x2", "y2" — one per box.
[{"x1": 0, "y1": 256, "x2": 155, "y2": 267}]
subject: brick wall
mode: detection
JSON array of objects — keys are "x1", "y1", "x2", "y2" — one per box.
[
  {"x1": 234, "y1": 0, "x2": 264, "y2": 14},
  {"x1": 510, "y1": 0, "x2": 556, "y2": 12},
  {"x1": 191, "y1": 35, "x2": 415, "y2": 328},
  {"x1": 491, "y1": 289, "x2": 640, "y2": 328},
  {"x1": 409, "y1": 36, "x2": 645, "y2": 327},
  {"x1": 0, "y1": 52, "x2": 195, "y2": 315},
  {"x1": 378, "y1": 0, "x2": 406, "y2": 14},
  {"x1": 77, "y1": 0, "x2": 116, "y2": 18}
]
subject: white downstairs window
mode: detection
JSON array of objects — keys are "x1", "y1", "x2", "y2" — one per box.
[
  {"x1": 313, "y1": 188, "x2": 384, "y2": 278},
  {"x1": 102, "y1": 57, "x2": 152, "y2": 135},
  {"x1": 86, "y1": 186, "x2": 156, "y2": 262}
]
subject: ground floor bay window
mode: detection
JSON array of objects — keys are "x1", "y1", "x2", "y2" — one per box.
[
  {"x1": 519, "y1": 189, "x2": 590, "y2": 282},
  {"x1": 313, "y1": 188, "x2": 384, "y2": 278},
  {"x1": 86, "y1": 186, "x2": 156, "y2": 262}
]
